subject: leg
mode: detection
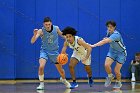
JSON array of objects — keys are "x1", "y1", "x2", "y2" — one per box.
[
  {"x1": 113, "y1": 62, "x2": 123, "y2": 89},
  {"x1": 104, "y1": 57, "x2": 114, "y2": 87},
  {"x1": 84, "y1": 65, "x2": 92, "y2": 78},
  {"x1": 48, "y1": 51, "x2": 71, "y2": 88},
  {"x1": 84, "y1": 65, "x2": 93, "y2": 87},
  {"x1": 55, "y1": 63, "x2": 71, "y2": 88},
  {"x1": 38, "y1": 58, "x2": 47, "y2": 75},
  {"x1": 55, "y1": 63, "x2": 65, "y2": 79},
  {"x1": 113, "y1": 51, "x2": 126, "y2": 89},
  {"x1": 69, "y1": 57, "x2": 79, "y2": 88},
  {"x1": 114, "y1": 62, "x2": 122, "y2": 81},
  {"x1": 69, "y1": 57, "x2": 79, "y2": 81},
  {"x1": 37, "y1": 58, "x2": 47, "y2": 90},
  {"x1": 105, "y1": 57, "x2": 114, "y2": 75},
  {"x1": 83, "y1": 55, "x2": 92, "y2": 78},
  {"x1": 131, "y1": 65, "x2": 136, "y2": 81}
]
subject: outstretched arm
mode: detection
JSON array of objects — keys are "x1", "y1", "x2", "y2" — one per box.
[{"x1": 90, "y1": 38, "x2": 112, "y2": 48}]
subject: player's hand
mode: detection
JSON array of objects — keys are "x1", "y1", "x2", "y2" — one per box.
[
  {"x1": 88, "y1": 44, "x2": 93, "y2": 47},
  {"x1": 33, "y1": 29, "x2": 38, "y2": 36},
  {"x1": 103, "y1": 37, "x2": 107, "y2": 40},
  {"x1": 90, "y1": 44, "x2": 96, "y2": 48}
]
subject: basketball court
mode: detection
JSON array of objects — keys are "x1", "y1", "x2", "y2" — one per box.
[
  {"x1": 0, "y1": 0, "x2": 140, "y2": 93},
  {"x1": 0, "y1": 82, "x2": 140, "y2": 93}
]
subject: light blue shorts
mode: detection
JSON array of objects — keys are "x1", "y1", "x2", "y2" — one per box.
[
  {"x1": 40, "y1": 49, "x2": 59, "y2": 64},
  {"x1": 107, "y1": 49, "x2": 127, "y2": 64}
]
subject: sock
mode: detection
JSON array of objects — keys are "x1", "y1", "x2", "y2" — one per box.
[
  {"x1": 116, "y1": 80, "x2": 121, "y2": 83},
  {"x1": 73, "y1": 80, "x2": 76, "y2": 82},
  {"x1": 39, "y1": 74, "x2": 44, "y2": 82},
  {"x1": 108, "y1": 73, "x2": 113, "y2": 77},
  {"x1": 88, "y1": 77, "x2": 92, "y2": 79},
  {"x1": 132, "y1": 73, "x2": 135, "y2": 78},
  {"x1": 62, "y1": 78, "x2": 66, "y2": 82}
]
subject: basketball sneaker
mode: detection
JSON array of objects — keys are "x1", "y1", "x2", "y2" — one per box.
[
  {"x1": 105, "y1": 75, "x2": 115, "y2": 87},
  {"x1": 36, "y1": 82, "x2": 44, "y2": 90},
  {"x1": 70, "y1": 81, "x2": 78, "y2": 89},
  {"x1": 113, "y1": 81, "x2": 122, "y2": 89},
  {"x1": 60, "y1": 77, "x2": 71, "y2": 88},
  {"x1": 88, "y1": 77, "x2": 93, "y2": 87}
]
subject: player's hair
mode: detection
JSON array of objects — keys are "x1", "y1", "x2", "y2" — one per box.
[
  {"x1": 106, "y1": 20, "x2": 116, "y2": 27},
  {"x1": 135, "y1": 52, "x2": 140, "y2": 56},
  {"x1": 43, "y1": 17, "x2": 52, "y2": 22},
  {"x1": 62, "y1": 26, "x2": 77, "y2": 36}
]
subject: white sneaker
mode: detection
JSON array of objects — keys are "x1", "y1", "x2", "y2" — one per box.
[
  {"x1": 64, "y1": 89, "x2": 71, "y2": 93},
  {"x1": 36, "y1": 84, "x2": 44, "y2": 90},
  {"x1": 131, "y1": 82, "x2": 136, "y2": 89},
  {"x1": 60, "y1": 77, "x2": 71, "y2": 88},
  {"x1": 113, "y1": 81, "x2": 122, "y2": 89},
  {"x1": 131, "y1": 77, "x2": 136, "y2": 82}
]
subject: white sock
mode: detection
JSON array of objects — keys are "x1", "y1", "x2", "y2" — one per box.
[
  {"x1": 108, "y1": 73, "x2": 113, "y2": 77},
  {"x1": 39, "y1": 74, "x2": 44, "y2": 86},
  {"x1": 39, "y1": 74, "x2": 44, "y2": 81},
  {"x1": 116, "y1": 80, "x2": 121, "y2": 83},
  {"x1": 62, "y1": 78, "x2": 67, "y2": 82},
  {"x1": 132, "y1": 73, "x2": 135, "y2": 78}
]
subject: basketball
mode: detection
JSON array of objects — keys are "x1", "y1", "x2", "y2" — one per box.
[{"x1": 57, "y1": 54, "x2": 68, "y2": 65}]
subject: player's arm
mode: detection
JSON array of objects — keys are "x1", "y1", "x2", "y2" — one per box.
[
  {"x1": 78, "y1": 39, "x2": 92, "y2": 59},
  {"x1": 56, "y1": 26, "x2": 66, "y2": 39},
  {"x1": 90, "y1": 33, "x2": 120, "y2": 48},
  {"x1": 103, "y1": 37, "x2": 108, "y2": 40},
  {"x1": 31, "y1": 29, "x2": 42, "y2": 44},
  {"x1": 61, "y1": 41, "x2": 68, "y2": 54},
  {"x1": 90, "y1": 38, "x2": 112, "y2": 48}
]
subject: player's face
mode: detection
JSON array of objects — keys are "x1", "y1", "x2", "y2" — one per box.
[
  {"x1": 43, "y1": 21, "x2": 52, "y2": 31},
  {"x1": 107, "y1": 24, "x2": 116, "y2": 33},
  {"x1": 135, "y1": 56, "x2": 140, "y2": 62},
  {"x1": 65, "y1": 34, "x2": 74, "y2": 44}
]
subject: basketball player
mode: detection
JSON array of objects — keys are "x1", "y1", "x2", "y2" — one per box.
[
  {"x1": 90, "y1": 20, "x2": 127, "y2": 89},
  {"x1": 61, "y1": 26, "x2": 93, "y2": 88},
  {"x1": 31, "y1": 17, "x2": 71, "y2": 90}
]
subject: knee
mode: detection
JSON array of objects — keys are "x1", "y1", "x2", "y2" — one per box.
[
  {"x1": 105, "y1": 63, "x2": 111, "y2": 68},
  {"x1": 85, "y1": 65, "x2": 91, "y2": 70}
]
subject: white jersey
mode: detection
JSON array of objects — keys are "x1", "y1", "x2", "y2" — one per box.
[
  {"x1": 67, "y1": 36, "x2": 87, "y2": 57},
  {"x1": 67, "y1": 36, "x2": 91, "y2": 65}
]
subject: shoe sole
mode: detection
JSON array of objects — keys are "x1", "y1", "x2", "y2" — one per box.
[
  {"x1": 113, "y1": 84, "x2": 122, "y2": 89},
  {"x1": 36, "y1": 88, "x2": 44, "y2": 90}
]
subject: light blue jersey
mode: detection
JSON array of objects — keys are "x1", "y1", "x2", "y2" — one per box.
[
  {"x1": 39, "y1": 25, "x2": 59, "y2": 63},
  {"x1": 106, "y1": 30, "x2": 127, "y2": 64},
  {"x1": 41, "y1": 25, "x2": 59, "y2": 51},
  {"x1": 107, "y1": 30, "x2": 126, "y2": 52}
]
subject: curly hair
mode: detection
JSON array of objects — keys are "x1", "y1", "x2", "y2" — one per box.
[{"x1": 62, "y1": 26, "x2": 77, "y2": 36}]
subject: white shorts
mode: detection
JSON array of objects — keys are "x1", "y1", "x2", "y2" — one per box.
[{"x1": 71, "y1": 51, "x2": 91, "y2": 65}]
